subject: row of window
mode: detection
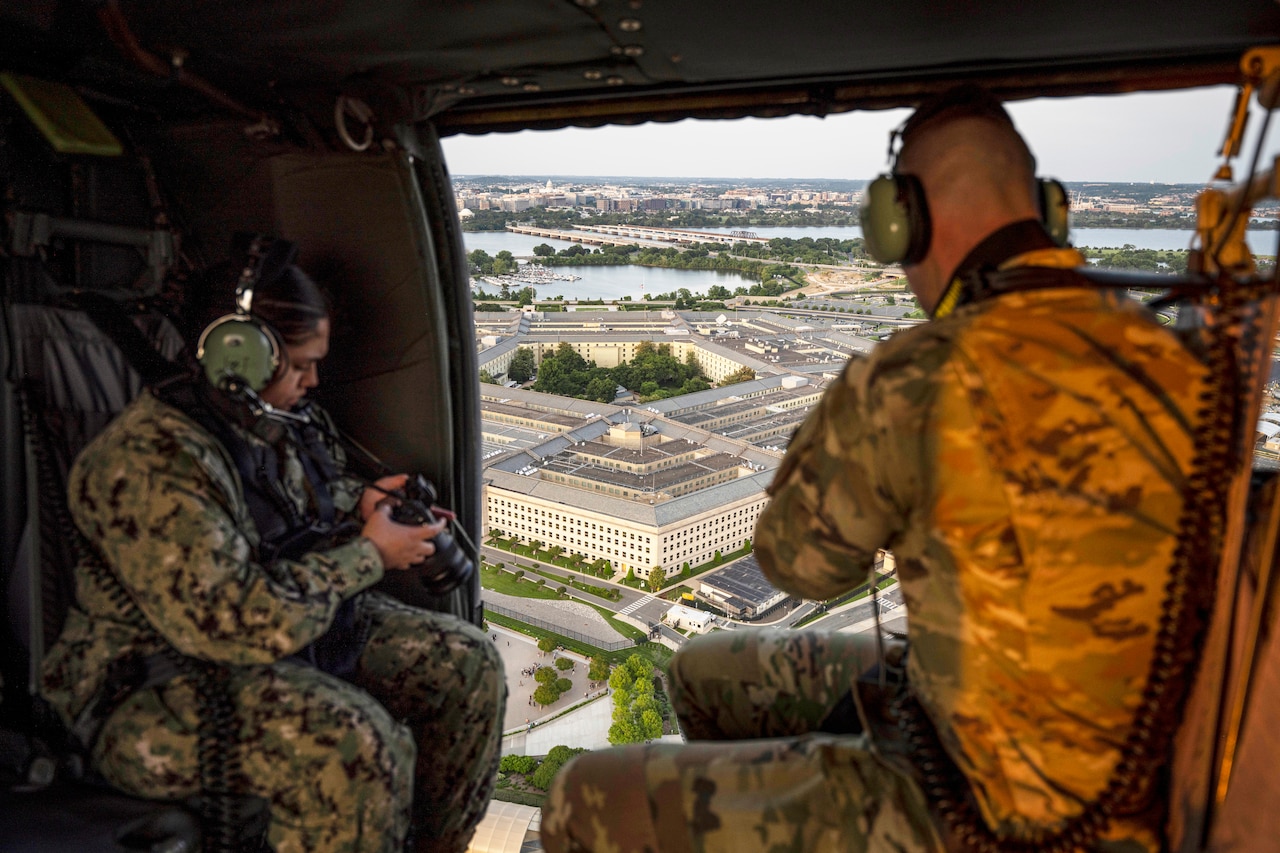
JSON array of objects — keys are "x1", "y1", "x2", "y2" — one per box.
[{"x1": 486, "y1": 495, "x2": 767, "y2": 570}]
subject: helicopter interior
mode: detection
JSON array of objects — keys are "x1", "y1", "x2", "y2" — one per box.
[{"x1": 3, "y1": 1, "x2": 1280, "y2": 851}]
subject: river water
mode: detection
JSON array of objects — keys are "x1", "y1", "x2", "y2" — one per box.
[{"x1": 462, "y1": 225, "x2": 1277, "y2": 302}]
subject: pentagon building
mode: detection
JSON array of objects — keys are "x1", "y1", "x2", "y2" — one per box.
[{"x1": 477, "y1": 309, "x2": 877, "y2": 582}]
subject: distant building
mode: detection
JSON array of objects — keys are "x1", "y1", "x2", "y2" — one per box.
[
  {"x1": 692, "y1": 553, "x2": 788, "y2": 619},
  {"x1": 663, "y1": 603, "x2": 714, "y2": 634},
  {"x1": 481, "y1": 387, "x2": 774, "y2": 577}
]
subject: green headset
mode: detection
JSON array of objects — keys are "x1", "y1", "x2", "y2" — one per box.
[
  {"x1": 196, "y1": 236, "x2": 298, "y2": 392},
  {"x1": 859, "y1": 146, "x2": 1070, "y2": 266}
]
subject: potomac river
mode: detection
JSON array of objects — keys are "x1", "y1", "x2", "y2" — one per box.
[{"x1": 463, "y1": 225, "x2": 1273, "y2": 303}]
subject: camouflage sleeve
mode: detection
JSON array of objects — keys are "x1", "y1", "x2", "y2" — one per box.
[
  {"x1": 755, "y1": 355, "x2": 907, "y2": 601},
  {"x1": 71, "y1": 416, "x2": 385, "y2": 665}
]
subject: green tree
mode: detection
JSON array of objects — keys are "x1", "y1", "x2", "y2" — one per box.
[
  {"x1": 468, "y1": 249, "x2": 494, "y2": 274},
  {"x1": 607, "y1": 655, "x2": 661, "y2": 745},
  {"x1": 532, "y1": 242, "x2": 555, "y2": 257},
  {"x1": 719, "y1": 365, "x2": 756, "y2": 386},
  {"x1": 625, "y1": 653, "x2": 653, "y2": 680},
  {"x1": 608, "y1": 717, "x2": 643, "y2": 746},
  {"x1": 648, "y1": 565, "x2": 667, "y2": 592},
  {"x1": 530, "y1": 746, "x2": 587, "y2": 791},
  {"x1": 479, "y1": 370, "x2": 498, "y2": 384},
  {"x1": 499, "y1": 754, "x2": 537, "y2": 774},
  {"x1": 609, "y1": 663, "x2": 635, "y2": 692},
  {"x1": 585, "y1": 375, "x2": 617, "y2": 403},
  {"x1": 508, "y1": 347, "x2": 536, "y2": 383},
  {"x1": 535, "y1": 665, "x2": 557, "y2": 683},
  {"x1": 589, "y1": 657, "x2": 610, "y2": 681},
  {"x1": 533, "y1": 683, "x2": 560, "y2": 706},
  {"x1": 493, "y1": 249, "x2": 517, "y2": 276},
  {"x1": 641, "y1": 709, "x2": 664, "y2": 739},
  {"x1": 538, "y1": 637, "x2": 557, "y2": 653}
]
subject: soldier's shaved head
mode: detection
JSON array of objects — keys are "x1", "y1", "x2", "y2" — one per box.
[{"x1": 894, "y1": 87, "x2": 1043, "y2": 310}]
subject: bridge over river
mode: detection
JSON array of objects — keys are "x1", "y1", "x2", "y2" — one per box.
[{"x1": 505, "y1": 223, "x2": 771, "y2": 248}]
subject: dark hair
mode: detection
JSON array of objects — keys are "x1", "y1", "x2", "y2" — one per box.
[
  {"x1": 195, "y1": 248, "x2": 330, "y2": 349},
  {"x1": 251, "y1": 263, "x2": 330, "y2": 345}
]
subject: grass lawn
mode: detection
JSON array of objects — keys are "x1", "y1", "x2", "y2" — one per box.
[{"x1": 480, "y1": 564, "x2": 565, "y2": 600}]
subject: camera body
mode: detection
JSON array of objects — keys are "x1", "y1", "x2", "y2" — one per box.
[{"x1": 388, "y1": 474, "x2": 474, "y2": 596}]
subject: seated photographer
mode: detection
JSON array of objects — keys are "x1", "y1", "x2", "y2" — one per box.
[{"x1": 40, "y1": 240, "x2": 506, "y2": 853}]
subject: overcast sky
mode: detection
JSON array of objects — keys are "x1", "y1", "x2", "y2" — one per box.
[{"x1": 442, "y1": 85, "x2": 1279, "y2": 185}]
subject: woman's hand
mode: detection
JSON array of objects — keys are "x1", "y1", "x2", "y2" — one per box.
[
  {"x1": 362, "y1": 504, "x2": 447, "y2": 571},
  {"x1": 359, "y1": 474, "x2": 409, "y2": 522}
]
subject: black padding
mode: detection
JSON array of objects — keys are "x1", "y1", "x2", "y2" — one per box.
[
  {"x1": 5, "y1": 304, "x2": 186, "y2": 653},
  {"x1": 897, "y1": 173, "x2": 931, "y2": 265},
  {"x1": 0, "y1": 783, "x2": 199, "y2": 853}
]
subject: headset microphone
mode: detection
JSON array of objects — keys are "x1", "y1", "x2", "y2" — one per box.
[{"x1": 196, "y1": 235, "x2": 297, "y2": 392}]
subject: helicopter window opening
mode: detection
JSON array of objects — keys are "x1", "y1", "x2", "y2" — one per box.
[{"x1": 458, "y1": 75, "x2": 1280, "y2": 850}]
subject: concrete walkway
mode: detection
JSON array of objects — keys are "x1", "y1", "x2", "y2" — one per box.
[{"x1": 491, "y1": 623, "x2": 610, "y2": 734}]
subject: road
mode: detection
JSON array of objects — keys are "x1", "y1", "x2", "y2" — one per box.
[{"x1": 480, "y1": 545, "x2": 904, "y2": 648}]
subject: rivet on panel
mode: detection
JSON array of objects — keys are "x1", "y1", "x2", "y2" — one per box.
[
  {"x1": 501, "y1": 76, "x2": 520, "y2": 86},
  {"x1": 619, "y1": 18, "x2": 642, "y2": 32},
  {"x1": 606, "y1": 76, "x2": 626, "y2": 86},
  {"x1": 583, "y1": 70, "x2": 604, "y2": 81},
  {"x1": 622, "y1": 44, "x2": 644, "y2": 57},
  {"x1": 523, "y1": 83, "x2": 542, "y2": 92}
]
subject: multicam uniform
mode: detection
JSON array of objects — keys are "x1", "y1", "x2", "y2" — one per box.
[
  {"x1": 41, "y1": 388, "x2": 506, "y2": 853},
  {"x1": 542, "y1": 248, "x2": 1205, "y2": 852}
]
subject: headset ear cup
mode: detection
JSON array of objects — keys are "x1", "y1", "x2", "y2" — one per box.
[
  {"x1": 860, "y1": 174, "x2": 930, "y2": 265},
  {"x1": 196, "y1": 314, "x2": 283, "y2": 392},
  {"x1": 1038, "y1": 178, "x2": 1070, "y2": 247}
]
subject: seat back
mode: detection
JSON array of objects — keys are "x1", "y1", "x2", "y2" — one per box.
[{"x1": 2, "y1": 286, "x2": 187, "y2": 728}]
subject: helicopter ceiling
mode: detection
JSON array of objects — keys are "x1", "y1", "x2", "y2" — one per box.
[{"x1": 2, "y1": 0, "x2": 1279, "y2": 137}]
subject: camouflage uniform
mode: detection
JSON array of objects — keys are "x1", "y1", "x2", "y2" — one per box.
[
  {"x1": 542, "y1": 249, "x2": 1205, "y2": 852},
  {"x1": 41, "y1": 389, "x2": 506, "y2": 853}
]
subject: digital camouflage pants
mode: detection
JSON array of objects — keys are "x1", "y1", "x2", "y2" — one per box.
[
  {"x1": 94, "y1": 594, "x2": 507, "y2": 853},
  {"x1": 541, "y1": 628, "x2": 944, "y2": 853}
]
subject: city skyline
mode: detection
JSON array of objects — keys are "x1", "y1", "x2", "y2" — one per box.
[{"x1": 442, "y1": 85, "x2": 1279, "y2": 185}]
